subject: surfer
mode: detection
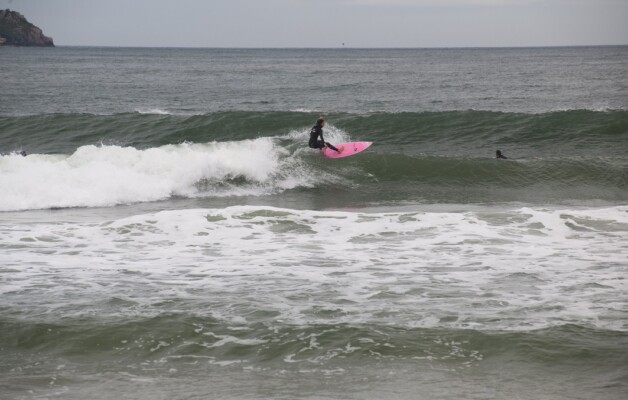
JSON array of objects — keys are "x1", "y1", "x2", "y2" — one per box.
[
  {"x1": 496, "y1": 150, "x2": 508, "y2": 159},
  {"x1": 309, "y1": 117, "x2": 341, "y2": 153}
]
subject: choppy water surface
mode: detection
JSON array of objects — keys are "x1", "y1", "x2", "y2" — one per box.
[{"x1": 1, "y1": 46, "x2": 627, "y2": 399}]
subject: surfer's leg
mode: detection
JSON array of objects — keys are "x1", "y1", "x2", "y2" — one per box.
[{"x1": 325, "y1": 142, "x2": 341, "y2": 152}]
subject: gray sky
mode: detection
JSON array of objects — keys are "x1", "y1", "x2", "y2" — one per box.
[{"x1": 3, "y1": 0, "x2": 627, "y2": 47}]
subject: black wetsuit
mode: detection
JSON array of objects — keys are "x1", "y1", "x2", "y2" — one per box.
[{"x1": 309, "y1": 123, "x2": 339, "y2": 152}]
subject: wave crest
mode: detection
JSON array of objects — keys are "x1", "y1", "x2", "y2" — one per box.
[{"x1": 0, "y1": 139, "x2": 307, "y2": 211}]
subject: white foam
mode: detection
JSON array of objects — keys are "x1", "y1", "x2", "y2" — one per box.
[
  {"x1": 201, "y1": 333, "x2": 267, "y2": 349},
  {"x1": 134, "y1": 108, "x2": 172, "y2": 115},
  {"x1": 281, "y1": 124, "x2": 351, "y2": 145},
  {"x1": 1, "y1": 205, "x2": 627, "y2": 331},
  {"x1": 0, "y1": 139, "x2": 309, "y2": 211}
]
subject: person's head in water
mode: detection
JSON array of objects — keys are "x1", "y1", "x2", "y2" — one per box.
[
  {"x1": 496, "y1": 150, "x2": 507, "y2": 159},
  {"x1": 317, "y1": 117, "x2": 325, "y2": 127}
]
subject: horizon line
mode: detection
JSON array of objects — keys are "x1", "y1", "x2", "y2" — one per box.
[{"x1": 33, "y1": 43, "x2": 628, "y2": 50}]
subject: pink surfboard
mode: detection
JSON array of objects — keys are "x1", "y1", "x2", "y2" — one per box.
[{"x1": 321, "y1": 141, "x2": 373, "y2": 159}]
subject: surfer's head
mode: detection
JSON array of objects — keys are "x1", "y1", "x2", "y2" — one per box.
[{"x1": 317, "y1": 117, "x2": 325, "y2": 126}]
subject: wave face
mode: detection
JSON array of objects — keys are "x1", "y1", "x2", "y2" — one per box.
[{"x1": 1, "y1": 110, "x2": 627, "y2": 211}]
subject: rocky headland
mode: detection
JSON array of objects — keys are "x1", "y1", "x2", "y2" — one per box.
[{"x1": 0, "y1": 9, "x2": 54, "y2": 46}]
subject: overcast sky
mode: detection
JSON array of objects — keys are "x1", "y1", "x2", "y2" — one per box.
[{"x1": 3, "y1": 0, "x2": 627, "y2": 47}]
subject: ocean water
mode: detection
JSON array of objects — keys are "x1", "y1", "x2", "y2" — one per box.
[{"x1": 1, "y1": 46, "x2": 627, "y2": 399}]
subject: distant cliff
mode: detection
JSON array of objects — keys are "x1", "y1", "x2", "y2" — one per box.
[{"x1": 0, "y1": 9, "x2": 54, "y2": 46}]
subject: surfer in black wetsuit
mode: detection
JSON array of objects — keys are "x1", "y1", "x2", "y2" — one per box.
[
  {"x1": 309, "y1": 117, "x2": 341, "y2": 153},
  {"x1": 496, "y1": 150, "x2": 508, "y2": 159}
]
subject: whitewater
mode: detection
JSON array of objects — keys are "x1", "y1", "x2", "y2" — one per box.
[{"x1": 3, "y1": 205, "x2": 627, "y2": 329}]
